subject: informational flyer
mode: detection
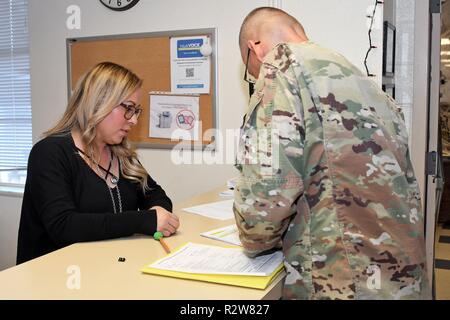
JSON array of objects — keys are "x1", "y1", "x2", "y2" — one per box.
[
  {"x1": 170, "y1": 36, "x2": 210, "y2": 94},
  {"x1": 149, "y1": 93, "x2": 200, "y2": 141}
]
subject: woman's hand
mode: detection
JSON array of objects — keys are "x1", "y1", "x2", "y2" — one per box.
[{"x1": 151, "y1": 206, "x2": 180, "y2": 237}]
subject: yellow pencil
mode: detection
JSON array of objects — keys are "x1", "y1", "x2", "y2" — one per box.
[{"x1": 159, "y1": 238, "x2": 171, "y2": 254}]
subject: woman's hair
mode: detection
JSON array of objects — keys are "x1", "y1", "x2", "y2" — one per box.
[{"x1": 44, "y1": 61, "x2": 149, "y2": 191}]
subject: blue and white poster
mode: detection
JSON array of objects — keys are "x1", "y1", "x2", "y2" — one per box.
[{"x1": 170, "y1": 36, "x2": 210, "y2": 94}]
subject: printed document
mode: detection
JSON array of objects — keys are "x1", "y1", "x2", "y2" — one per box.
[
  {"x1": 149, "y1": 93, "x2": 199, "y2": 140},
  {"x1": 170, "y1": 36, "x2": 210, "y2": 94},
  {"x1": 182, "y1": 199, "x2": 234, "y2": 220},
  {"x1": 201, "y1": 224, "x2": 242, "y2": 246},
  {"x1": 149, "y1": 243, "x2": 283, "y2": 276}
]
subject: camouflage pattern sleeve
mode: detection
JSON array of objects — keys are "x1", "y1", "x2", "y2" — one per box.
[{"x1": 233, "y1": 60, "x2": 305, "y2": 258}]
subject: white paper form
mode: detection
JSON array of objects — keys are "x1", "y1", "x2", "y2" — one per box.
[
  {"x1": 218, "y1": 190, "x2": 234, "y2": 197},
  {"x1": 227, "y1": 177, "x2": 238, "y2": 189},
  {"x1": 201, "y1": 224, "x2": 242, "y2": 246},
  {"x1": 170, "y1": 36, "x2": 210, "y2": 94},
  {"x1": 149, "y1": 93, "x2": 199, "y2": 140},
  {"x1": 182, "y1": 199, "x2": 234, "y2": 220},
  {"x1": 149, "y1": 243, "x2": 283, "y2": 276},
  {"x1": 218, "y1": 177, "x2": 238, "y2": 197}
]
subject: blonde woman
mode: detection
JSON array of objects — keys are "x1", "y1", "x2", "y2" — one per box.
[{"x1": 17, "y1": 62, "x2": 179, "y2": 264}]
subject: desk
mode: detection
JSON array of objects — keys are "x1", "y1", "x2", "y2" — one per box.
[{"x1": 0, "y1": 187, "x2": 284, "y2": 299}]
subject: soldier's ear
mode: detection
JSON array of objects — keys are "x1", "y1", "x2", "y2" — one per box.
[{"x1": 248, "y1": 40, "x2": 264, "y2": 62}]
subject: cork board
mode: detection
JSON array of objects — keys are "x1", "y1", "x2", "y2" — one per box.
[{"x1": 67, "y1": 29, "x2": 216, "y2": 149}]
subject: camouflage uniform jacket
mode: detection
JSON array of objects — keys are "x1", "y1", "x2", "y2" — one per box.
[{"x1": 233, "y1": 42, "x2": 430, "y2": 300}]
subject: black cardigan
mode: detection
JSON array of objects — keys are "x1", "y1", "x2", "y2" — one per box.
[{"x1": 16, "y1": 134, "x2": 172, "y2": 264}]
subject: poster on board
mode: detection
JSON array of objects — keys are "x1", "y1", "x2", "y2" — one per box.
[
  {"x1": 170, "y1": 36, "x2": 210, "y2": 94},
  {"x1": 149, "y1": 93, "x2": 200, "y2": 141}
]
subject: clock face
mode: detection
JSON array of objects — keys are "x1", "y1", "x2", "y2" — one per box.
[{"x1": 99, "y1": 0, "x2": 140, "y2": 11}]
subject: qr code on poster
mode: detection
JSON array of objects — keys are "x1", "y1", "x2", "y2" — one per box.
[{"x1": 185, "y1": 68, "x2": 194, "y2": 78}]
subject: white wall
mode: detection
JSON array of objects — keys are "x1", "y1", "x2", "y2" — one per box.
[
  {"x1": 283, "y1": 0, "x2": 383, "y2": 86},
  {"x1": 0, "y1": 0, "x2": 382, "y2": 271}
]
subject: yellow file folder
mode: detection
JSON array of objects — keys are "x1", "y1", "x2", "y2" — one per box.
[{"x1": 141, "y1": 243, "x2": 285, "y2": 290}]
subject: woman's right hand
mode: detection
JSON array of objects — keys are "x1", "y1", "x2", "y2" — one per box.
[{"x1": 151, "y1": 206, "x2": 180, "y2": 237}]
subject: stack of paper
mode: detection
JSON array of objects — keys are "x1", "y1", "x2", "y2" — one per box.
[
  {"x1": 141, "y1": 243, "x2": 284, "y2": 289},
  {"x1": 219, "y1": 190, "x2": 234, "y2": 197},
  {"x1": 200, "y1": 224, "x2": 242, "y2": 246},
  {"x1": 182, "y1": 199, "x2": 234, "y2": 220},
  {"x1": 227, "y1": 177, "x2": 238, "y2": 190}
]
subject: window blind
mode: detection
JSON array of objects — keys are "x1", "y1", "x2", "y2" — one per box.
[{"x1": 0, "y1": 0, "x2": 31, "y2": 170}]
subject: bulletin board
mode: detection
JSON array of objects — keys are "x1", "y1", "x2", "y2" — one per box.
[{"x1": 66, "y1": 28, "x2": 217, "y2": 149}]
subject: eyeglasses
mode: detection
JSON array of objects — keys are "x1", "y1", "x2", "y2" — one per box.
[
  {"x1": 243, "y1": 41, "x2": 260, "y2": 97},
  {"x1": 120, "y1": 103, "x2": 142, "y2": 120}
]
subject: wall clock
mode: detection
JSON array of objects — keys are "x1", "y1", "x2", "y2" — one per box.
[{"x1": 99, "y1": 0, "x2": 140, "y2": 11}]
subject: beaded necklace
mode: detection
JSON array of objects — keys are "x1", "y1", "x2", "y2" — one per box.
[{"x1": 75, "y1": 146, "x2": 122, "y2": 213}]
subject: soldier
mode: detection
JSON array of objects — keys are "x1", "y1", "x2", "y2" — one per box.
[{"x1": 233, "y1": 7, "x2": 430, "y2": 300}]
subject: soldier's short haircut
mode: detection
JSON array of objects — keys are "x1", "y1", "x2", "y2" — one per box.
[{"x1": 239, "y1": 7, "x2": 305, "y2": 50}]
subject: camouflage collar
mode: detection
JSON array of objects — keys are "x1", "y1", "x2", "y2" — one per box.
[
  {"x1": 242, "y1": 87, "x2": 263, "y2": 128},
  {"x1": 242, "y1": 41, "x2": 312, "y2": 127},
  {"x1": 263, "y1": 41, "x2": 313, "y2": 69}
]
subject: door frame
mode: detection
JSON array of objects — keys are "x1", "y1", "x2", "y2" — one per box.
[{"x1": 414, "y1": 0, "x2": 441, "y2": 298}]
